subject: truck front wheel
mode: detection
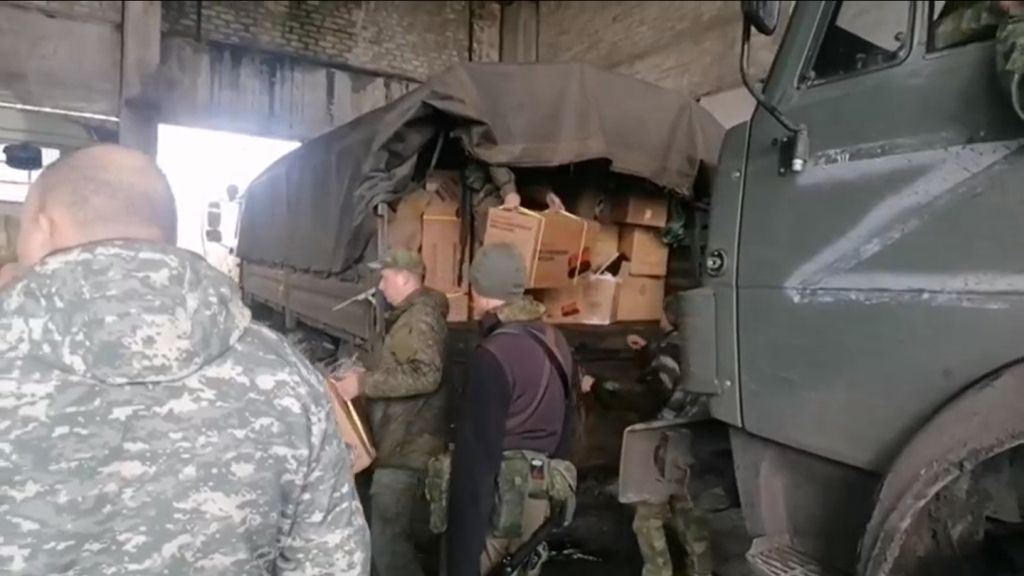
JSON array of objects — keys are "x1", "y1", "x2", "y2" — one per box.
[
  {"x1": 879, "y1": 449, "x2": 1024, "y2": 576},
  {"x1": 859, "y1": 363, "x2": 1024, "y2": 576}
]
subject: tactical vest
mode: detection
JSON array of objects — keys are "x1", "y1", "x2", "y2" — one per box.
[{"x1": 425, "y1": 323, "x2": 578, "y2": 537}]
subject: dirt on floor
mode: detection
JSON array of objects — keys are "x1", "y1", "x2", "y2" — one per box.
[{"x1": 543, "y1": 505, "x2": 754, "y2": 576}]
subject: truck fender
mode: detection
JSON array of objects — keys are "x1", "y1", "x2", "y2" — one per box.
[
  {"x1": 858, "y1": 360, "x2": 1024, "y2": 576},
  {"x1": 617, "y1": 419, "x2": 696, "y2": 504}
]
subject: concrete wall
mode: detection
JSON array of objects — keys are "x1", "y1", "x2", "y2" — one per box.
[
  {"x1": 0, "y1": 1, "x2": 123, "y2": 117},
  {"x1": 5, "y1": 1, "x2": 122, "y2": 23},
  {"x1": 162, "y1": 1, "x2": 478, "y2": 81},
  {"x1": 155, "y1": 1, "x2": 499, "y2": 140},
  {"x1": 535, "y1": 1, "x2": 785, "y2": 100},
  {"x1": 158, "y1": 38, "x2": 418, "y2": 141},
  {"x1": 2, "y1": 1, "x2": 500, "y2": 145}
]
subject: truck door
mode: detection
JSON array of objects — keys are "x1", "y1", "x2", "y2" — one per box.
[{"x1": 737, "y1": 0, "x2": 1024, "y2": 471}]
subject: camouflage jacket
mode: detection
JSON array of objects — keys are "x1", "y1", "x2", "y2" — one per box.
[
  {"x1": 934, "y1": 1, "x2": 1024, "y2": 72},
  {"x1": 640, "y1": 331, "x2": 707, "y2": 421},
  {"x1": 0, "y1": 241, "x2": 369, "y2": 576},
  {"x1": 361, "y1": 286, "x2": 449, "y2": 470}
]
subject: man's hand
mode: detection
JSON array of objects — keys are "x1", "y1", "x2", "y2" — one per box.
[
  {"x1": 333, "y1": 372, "x2": 362, "y2": 401},
  {"x1": 580, "y1": 374, "x2": 596, "y2": 394},
  {"x1": 501, "y1": 192, "x2": 522, "y2": 209},
  {"x1": 626, "y1": 334, "x2": 648, "y2": 351},
  {"x1": 545, "y1": 192, "x2": 566, "y2": 212}
]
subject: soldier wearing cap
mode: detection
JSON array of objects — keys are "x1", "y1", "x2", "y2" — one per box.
[{"x1": 334, "y1": 248, "x2": 450, "y2": 576}]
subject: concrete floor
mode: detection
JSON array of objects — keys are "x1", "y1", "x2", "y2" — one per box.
[
  {"x1": 538, "y1": 446, "x2": 753, "y2": 576},
  {"x1": 543, "y1": 507, "x2": 754, "y2": 576}
]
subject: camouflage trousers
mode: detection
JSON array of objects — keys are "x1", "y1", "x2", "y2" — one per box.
[
  {"x1": 632, "y1": 494, "x2": 712, "y2": 576},
  {"x1": 370, "y1": 467, "x2": 425, "y2": 576},
  {"x1": 480, "y1": 497, "x2": 550, "y2": 576}
]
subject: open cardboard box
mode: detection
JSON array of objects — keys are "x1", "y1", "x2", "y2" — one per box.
[
  {"x1": 619, "y1": 225, "x2": 668, "y2": 277},
  {"x1": 482, "y1": 207, "x2": 600, "y2": 289},
  {"x1": 537, "y1": 261, "x2": 664, "y2": 325}
]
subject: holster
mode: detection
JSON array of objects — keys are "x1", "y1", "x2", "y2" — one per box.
[{"x1": 423, "y1": 449, "x2": 578, "y2": 539}]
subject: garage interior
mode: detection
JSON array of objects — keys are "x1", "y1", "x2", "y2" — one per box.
[{"x1": 8, "y1": 2, "x2": 1018, "y2": 576}]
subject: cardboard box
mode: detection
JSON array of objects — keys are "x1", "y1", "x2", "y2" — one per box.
[
  {"x1": 592, "y1": 223, "x2": 621, "y2": 271},
  {"x1": 325, "y1": 381, "x2": 376, "y2": 474},
  {"x1": 446, "y1": 291, "x2": 470, "y2": 323},
  {"x1": 421, "y1": 174, "x2": 466, "y2": 292},
  {"x1": 619, "y1": 226, "x2": 668, "y2": 277},
  {"x1": 422, "y1": 214, "x2": 463, "y2": 291},
  {"x1": 610, "y1": 194, "x2": 668, "y2": 228},
  {"x1": 387, "y1": 171, "x2": 461, "y2": 253},
  {"x1": 538, "y1": 274, "x2": 619, "y2": 325},
  {"x1": 616, "y1": 273, "x2": 665, "y2": 322},
  {"x1": 482, "y1": 208, "x2": 600, "y2": 289}
]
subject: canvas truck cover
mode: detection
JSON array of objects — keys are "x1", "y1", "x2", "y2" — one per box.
[{"x1": 237, "y1": 62, "x2": 725, "y2": 275}]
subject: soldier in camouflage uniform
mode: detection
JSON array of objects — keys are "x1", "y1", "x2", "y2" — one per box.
[
  {"x1": 932, "y1": 1, "x2": 1023, "y2": 49},
  {"x1": 332, "y1": 249, "x2": 449, "y2": 576},
  {"x1": 932, "y1": 1, "x2": 1024, "y2": 118},
  {"x1": 0, "y1": 145, "x2": 370, "y2": 575},
  {"x1": 464, "y1": 163, "x2": 568, "y2": 247},
  {"x1": 625, "y1": 295, "x2": 713, "y2": 576}
]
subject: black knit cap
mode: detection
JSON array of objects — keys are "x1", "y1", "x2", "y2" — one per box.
[{"x1": 470, "y1": 243, "x2": 527, "y2": 301}]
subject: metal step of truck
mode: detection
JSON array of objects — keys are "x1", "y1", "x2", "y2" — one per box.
[{"x1": 746, "y1": 537, "x2": 846, "y2": 576}]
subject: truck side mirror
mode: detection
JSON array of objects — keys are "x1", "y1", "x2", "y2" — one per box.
[
  {"x1": 205, "y1": 229, "x2": 223, "y2": 244},
  {"x1": 741, "y1": 0, "x2": 781, "y2": 36}
]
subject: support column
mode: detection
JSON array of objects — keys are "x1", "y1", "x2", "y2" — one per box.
[
  {"x1": 119, "y1": 1, "x2": 161, "y2": 156},
  {"x1": 470, "y1": 1, "x2": 502, "y2": 62},
  {"x1": 500, "y1": 1, "x2": 538, "y2": 63}
]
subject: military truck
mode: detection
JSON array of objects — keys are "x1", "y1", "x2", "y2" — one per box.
[
  {"x1": 230, "y1": 63, "x2": 725, "y2": 468},
  {"x1": 675, "y1": 1, "x2": 1024, "y2": 574}
]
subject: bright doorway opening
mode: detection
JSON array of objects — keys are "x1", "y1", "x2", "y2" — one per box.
[{"x1": 156, "y1": 124, "x2": 299, "y2": 260}]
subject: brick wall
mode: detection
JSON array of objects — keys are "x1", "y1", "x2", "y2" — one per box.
[
  {"x1": 5, "y1": 1, "x2": 123, "y2": 24},
  {"x1": 163, "y1": 1, "x2": 478, "y2": 80},
  {"x1": 537, "y1": 1, "x2": 784, "y2": 99}
]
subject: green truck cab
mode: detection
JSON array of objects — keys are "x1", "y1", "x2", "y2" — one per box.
[{"x1": 683, "y1": 1, "x2": 1024, "y2": 574}]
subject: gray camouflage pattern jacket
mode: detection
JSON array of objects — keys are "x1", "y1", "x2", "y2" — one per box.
[{"x1": 0, "y1": 241, "x2": 370, "y2": 575}]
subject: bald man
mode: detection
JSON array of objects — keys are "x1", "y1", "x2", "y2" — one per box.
[{"x1": 0, "y1": 145, "x2": 370, "y2": 575}]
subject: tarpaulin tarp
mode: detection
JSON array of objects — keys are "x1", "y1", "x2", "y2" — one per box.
[{"x1": 238, "y1": 62, "x2": 725, "y2": 275}]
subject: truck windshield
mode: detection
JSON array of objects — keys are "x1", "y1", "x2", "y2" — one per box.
[{"x1": 807, "y1": 0, "x2": 912, "y2": 83}]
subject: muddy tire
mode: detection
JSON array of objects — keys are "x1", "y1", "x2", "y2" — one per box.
[{"x1": 858, "y1": 363, "x2": 1024, "y2": 576}]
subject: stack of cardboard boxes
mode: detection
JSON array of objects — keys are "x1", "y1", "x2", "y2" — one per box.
[
  {"x1": 394, "y1": 172, "x2": 671, "y2": 325},
  {"x1": 535, "y1": 191, "x2": 669, "y2": 325}
]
